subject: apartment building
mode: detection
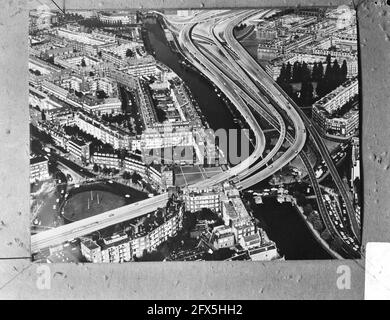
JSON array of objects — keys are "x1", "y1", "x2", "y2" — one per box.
[
  {"x1": 257, "y1": 42, "x2": 279, "y2": 61},
  {"x1": 136, "y1": 78, "x2": 157, "y2": 128},
  {"x1": 312, "y1": 77, "x2": 359, "y2": 138},
  {"x1": 99, "y1": 233, "x2": 132, "y2": 263},
  {"x1": 98, "y1": 12, "x2": 137, "y2": 25},
  {"x1": 45, "y1": 107, "x2": 75, "y2": 126},
  {"x1": 67, "y1": 138, "x2": 91, "y2": 162},
  {"x1": 74, "y1": 112, "x2": 132, "y2": 150},
  {"x1": 41, "y1": 80, "x2": 69, "y2": 101},
  {"x1": 80, "y1": 238, "x2": 102, "y2": 263},
  {"x1": 221, "y1": 193, "x2": 256, "y2": 243},
  {"x1": 56, "y1": 27, "x2": 106, "y2": 46},
  {"x1": 182, "y1": 186, "x2": 222, "y2": 213},
  {"x1": 101, "y1": 50, "x2": 127, "y2": 68},
  {"x1": 130, "y1": 203, "x2": 184, "y2": 258},
  {"x1": 36, "y1": 121, "x2": 69, "y2": 149},
  {"x1": 81, "y1": 97, "x2": 122, "y2": 115},
  {"x1": 313, "y1": 108, "x2": 359, "y2": 138},
  {"x1": 29, "y1": 56, "x2": 62, "y2": 75},
  {"x1": 29, "y1": 86, "x2": 63, "y2": 111},
  {"x1": 148, "y1": 164, "x2": 163, "y2": 186},
  {"x1": 91, "y1": 29, "x2": 117, "y2": 43},
  {"x1": 126, "y1": 55, "x2": 157, "y2": 77},
  {"x1": 56, "y1": 53, "x2": 100, "y2": 68},
  {"x1": 314, "y1": 77, "x2": 358, "y2": 114},
  {"x1": 123, "y1": 152, "x2": 147, "y2": 176},
  {"x1": 30, "y1": 156, "x2": 50, "y2": 182},
  {"x1": 91, "y1": 152, "x2": 121, "y2": 169},
  {"x1": 60, "y1": 75, "x2": 89, "y2": 93},
  {"x1": 141, "y1": 124, "x2": 194, "y2": 150},
  {"x1": 80, "y1": 201, "x2": 184, "y2": 261}
]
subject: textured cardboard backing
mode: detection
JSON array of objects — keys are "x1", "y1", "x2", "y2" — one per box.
[{"x1": 0, "y1": 0, "x2": 388, "y2": 299}]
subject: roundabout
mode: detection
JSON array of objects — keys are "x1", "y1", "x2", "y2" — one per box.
[{"x1": 62, "y1": 181, "x2": 148, "y2": 223}]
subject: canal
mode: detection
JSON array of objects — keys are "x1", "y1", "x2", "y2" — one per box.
[
  {"x1": 143, "y1": 21, "x2": 240, "y2": 132},
  {"x1": 143, "y1": 19, "x2": 332, "y2": 260}
]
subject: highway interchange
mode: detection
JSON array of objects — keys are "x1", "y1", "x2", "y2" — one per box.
[{"x1": 32, "y1": 10, "x2": 361, "y2": 258}]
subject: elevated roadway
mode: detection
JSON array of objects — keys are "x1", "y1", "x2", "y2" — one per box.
[
  {"x1": 31, "y1": 11, "x2": 266, "y2": 253},
  {"x1": 223, "y1": 10, "x2": 360, "y2": 242},
  {"x1": 31, "y1": 193, "x2": 169, "y2": 253},
  {"x1": 222, "y1": 9, "x2": 361, "y2": 247}
]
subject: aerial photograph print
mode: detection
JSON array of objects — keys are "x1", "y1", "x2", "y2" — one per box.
[{"x1": 29, "y1": 5, "x2": 362, "y2": 263}]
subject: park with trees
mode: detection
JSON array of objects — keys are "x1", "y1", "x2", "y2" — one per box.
[{"x1": 276, "y1": 54, "x2": 348, "y2": 108}]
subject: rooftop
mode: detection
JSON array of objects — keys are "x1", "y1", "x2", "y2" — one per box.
[
  {"x1": 81, "y1": 238, "x2": 100, "y2": 250},
  {"x1": 30, "y1": 156, "x2": 48, "y2": 165},
  {"x1": 98, "y1": 233, "x2": 129, "y2": 250}
]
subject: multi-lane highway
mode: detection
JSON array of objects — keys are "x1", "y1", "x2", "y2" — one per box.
[
  {"x1": 210, "y1": 9, "x2": 360, "y2": 241},
  {"x1": 167, "y1": 9, "x2": 360, "y2": 256},
  {"x1": 219, "y1": 9, "x2": 360, "y2": 242},
  {"x1": 177, "y1": 13, "x2": 306, "y2": 189},
  {"x1": 31, "y1": 11, "x2": 268, "y2": 253},
  {"x1": 31, "y1": 193, "x2": 169, "y2": 253}
]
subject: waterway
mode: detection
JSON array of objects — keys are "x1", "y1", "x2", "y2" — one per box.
[
  {"x1": 143, "y1": 19, "x2": 332, "y2": 260},
  {"x1": 143, "y1": 21, "x2": 240, "y2": 132}
]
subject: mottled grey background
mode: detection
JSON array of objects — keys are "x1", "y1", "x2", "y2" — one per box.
[{"x1": 0, "y1": 0, "x2": 388, "y2": 299}]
